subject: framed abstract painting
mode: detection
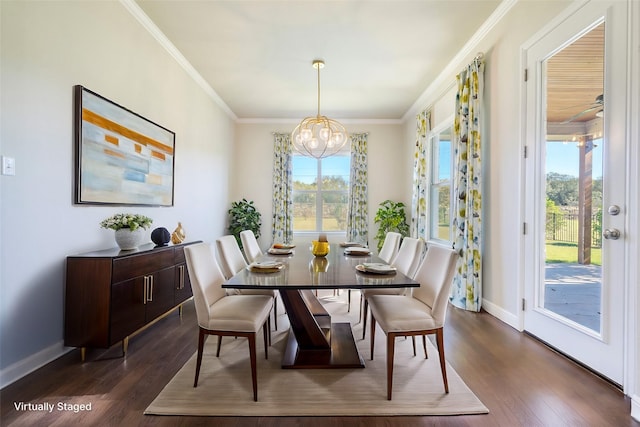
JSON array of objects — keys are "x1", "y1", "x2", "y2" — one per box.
[{"x1": 74, "y1": 85, "x2": 175, "y2": 206}]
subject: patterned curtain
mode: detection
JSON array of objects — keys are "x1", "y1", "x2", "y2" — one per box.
[
  {"x1": 272, "y1": 133, "x2": 293, "y2": 244},
  {"x1": 411, "y1": 109, "x2": 431, "y2": 239},
  {"x1": 450, "y1": 56, "x2": 485, "y2": 312},
  {"x1": 346, "y1": 133, "x2": 368, "y2": 245}
]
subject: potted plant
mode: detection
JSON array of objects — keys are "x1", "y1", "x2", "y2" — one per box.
[
  {"x1": 373, "y1": 200, "x2": 410, "y2": 252},
  {"x1": 100, "y1": 213, "x2": 153, "y2": 250},
  {"x1": 228, "y1": 199, "x2": 262, "y2": 249}
]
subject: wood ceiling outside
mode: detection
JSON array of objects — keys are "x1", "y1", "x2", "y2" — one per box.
[{"x1": 546, "y1": 23, "x2": 604, "y2": 124}]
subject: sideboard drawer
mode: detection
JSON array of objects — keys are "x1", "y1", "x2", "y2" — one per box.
[
  {"x1": 174, "y1": 246, "x2": 186, "y2": 264},
  {"x1": 112, "y1": 249, "x2": 174, "y2": 282}
]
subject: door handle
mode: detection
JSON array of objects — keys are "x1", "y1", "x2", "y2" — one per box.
[{"x1": 603, "y1": 228, "x2": 621, "y2": 240}]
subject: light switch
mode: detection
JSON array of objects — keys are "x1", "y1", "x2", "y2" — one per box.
[{"x1": 2, "y1": 156, "x2": 16, "y2": 176}]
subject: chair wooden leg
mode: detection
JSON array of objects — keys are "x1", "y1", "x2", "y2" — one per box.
[
  {"x1": 362, "y1": 298, "x2": 369, "y2": 340},
  {"x1": 435, "y1": 328, "x2": 449, "y2": 393},
  {"x1": 267, "y1": 316, "x2": 272, "y2": 347},
  {"x1": 347, "y1": 289, "x2": 351, "y2": 312},
  {"x1": 263, "y1": 321, "x2": 269, "y2": 359},
  {"x1": 216, "y1": 335, "x2": 222, "y2": 357},
  {"x1": 194, "y1": 329, "x2": 205, "y2": 387},
  {"x1": 358, "y1": 294, "x2": 364, "y2": 323},
  {"x1": 248, "y1": 333, "x2": 258, "y2": 401},
  {"x1": 412, "y1": 336, "x2": 416, "y2": 356},
  {"x1": 386, "y1": 333, "x2": 396, "y2": 400},
  {"x1": 370, "y1": 315, "x2": 376, "y2": 360},
  {"x1": 423, "y1": 335, "x2": 428, "y2": 358},
  {"x1": 273, "y1": 296, "x2": 278, "y2": 331}
]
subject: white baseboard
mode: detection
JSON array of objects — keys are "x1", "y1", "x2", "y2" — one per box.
[
  {"x1": 482, "y1": 298, "x2": 520, "y2": 330},
  {"x1": 0, "y1": 341, "x2": 70, "y2": 390},
  {"x1": 632, "y1": 394, "x2": 640, "y2": 421}
]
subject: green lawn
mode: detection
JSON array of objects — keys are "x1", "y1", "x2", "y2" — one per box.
[
  {"x1": 293, "y1": 217, "x2": 342, "y2": 232},
  {"x1": 546, "y1": 240, "x2": 602, "y2": 265}
]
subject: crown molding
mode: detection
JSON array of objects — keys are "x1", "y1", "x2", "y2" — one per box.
[
  {"x1": 119, "y1": 0, "x2": 237, "y2": 120},
  {"x1": 402, "y1": 0, "x2": 519, "y2": 122},
  {"x1": 236, "y1": 117, "x2": 403, "y2": 125}
]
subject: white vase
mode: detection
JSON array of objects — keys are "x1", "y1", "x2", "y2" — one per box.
[{"x1": 114, "y1": 228, "x2": 145, "y2": 250}]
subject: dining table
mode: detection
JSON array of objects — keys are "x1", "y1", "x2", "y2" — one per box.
[{"x1": 222, "y1": 242, "x2": 420, "y2": 369}]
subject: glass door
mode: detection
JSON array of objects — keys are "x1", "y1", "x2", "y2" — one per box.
[{"x1": 523, "y1": 1, "x2": 626, "y2": 385}]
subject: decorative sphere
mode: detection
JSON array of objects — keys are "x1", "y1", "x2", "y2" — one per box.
[{"x1": 151, "y1": 227, "x2": 171, "y2": 246}]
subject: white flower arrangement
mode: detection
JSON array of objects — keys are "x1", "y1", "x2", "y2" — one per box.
[{"x1": 100, "y1": 213, "x2": 153, "y2": 231}]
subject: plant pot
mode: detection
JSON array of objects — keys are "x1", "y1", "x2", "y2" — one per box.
[{"x1": 115, "y1": 228, "x2": 145, "y2": 250}]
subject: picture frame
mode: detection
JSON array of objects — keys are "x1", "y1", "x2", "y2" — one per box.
[{"x1": 74, "y1": 85, "x2": 175, "y2": 206}]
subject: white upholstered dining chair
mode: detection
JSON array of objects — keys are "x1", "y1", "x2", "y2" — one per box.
[
  {"x1": 360, "y1": 237, "x2": 425, "y2": 339},
  {"x1": 216, "y1": 235, "x2": 279, "y2": 330},
  {"x1": 184, "y1": 242, "x2": 273, "y2": 401},
  {"x1": 357, "y1": 231, "x2": 401, "y2": 319},
  {"x1": 240, "y1": 229, "x2": 262, "y2": 263},
  {"x1": 368, "y1": 242, "x2": 458, "y2": 400},
  {"x1": 377, "y1": 231, "x2": 402, "y2": 263}
]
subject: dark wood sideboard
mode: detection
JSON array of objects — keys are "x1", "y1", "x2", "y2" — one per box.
[{"x1": 64, "y1": 241, "x2": 200, "y2": 361}]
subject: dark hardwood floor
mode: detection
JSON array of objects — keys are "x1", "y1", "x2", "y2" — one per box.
[{"x1": 1, "y1": 294, "x2": 637, "y2": 427}]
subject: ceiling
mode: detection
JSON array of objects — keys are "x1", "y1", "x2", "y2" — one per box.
[
  {"x1": 134, "y1": 0, "x2": 503, "y2": 121},
  {"x1": 546, "y1": 22, "x2": 604, "y2": 125}
]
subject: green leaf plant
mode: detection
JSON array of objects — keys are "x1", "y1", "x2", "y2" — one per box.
[
  {"x1": 228, "y1": 198, "x2": 262, "y2": 250},
  {"x1": 373, "y1": 200, "x2": 410, "y2": 252}
]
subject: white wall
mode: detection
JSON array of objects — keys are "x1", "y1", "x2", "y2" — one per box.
[
  {"x1": 232, "y1": 121, "x2": 410, "y2": 251},
  {"x1": 0, "y1": 1, "x2": 234, "y2": 387}
]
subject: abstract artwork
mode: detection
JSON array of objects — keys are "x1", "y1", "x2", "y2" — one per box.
[{"x1": 74, "y1": 85, "x2": 175, "y2": 206}]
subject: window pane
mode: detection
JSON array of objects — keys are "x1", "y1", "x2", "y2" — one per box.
[
  {"x1": 292, "y1": 154, "x2": 350, "y2": 232},
  {"x1": 436, "y1": 185, "x2": 451, "y2": 239},
  {"x1": 293, "y1": 192, "x2": 316, "y2": 231},
  {"x1": 321, "y1": 156, "x2": 350, "y2": 190},
  {"x1": 321, "y1": 192, "x2": 348, "y2": 231},
  {"x1": 437, "y1": 129, "x2": 452, "y2": 181},
  {"x1": 430, "y1": 125, "x2": 453, "y2": 241},
  {"x1": 293, "y1": 156, "x2": 318, "y2": 191}
]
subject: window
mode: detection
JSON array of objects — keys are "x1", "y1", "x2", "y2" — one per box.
[
  {"x1": 429, "y1": 125, "x2": 453, "y2": 242},
  {"x1": 292, "y1": 155, "x2": 350, "y2": 232}
]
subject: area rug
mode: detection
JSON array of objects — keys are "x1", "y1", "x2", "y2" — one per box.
[{"x1": 145, "y1": 294, "x2": 488, "y2": 417}]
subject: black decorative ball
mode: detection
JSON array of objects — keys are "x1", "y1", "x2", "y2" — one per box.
[{"x1": 151, "y1": 227, "x2": 171, "y2": 246}]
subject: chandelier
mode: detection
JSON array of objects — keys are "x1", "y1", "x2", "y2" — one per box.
[{"x1": 291, "y1": 60, "x2": 348, "y2": 159}]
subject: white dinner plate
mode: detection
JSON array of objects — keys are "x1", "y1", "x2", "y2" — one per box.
[
  {"x1": 271, "y1": 243, "x2": 296, "y2": 249},
  {"x1": 247, "y1": 261, "x2": 284, "y2": 273},
  {"x1": 356, "y1": 263, "x2": 397, "y2": 274},
  {"x1": 344, "y1": 247, "x2": 371, "y2": 256},
  {"x1": 340, "y1": 242, "x2": 365, "y2": 247},
  {"x1": 268, "y1": 248, "x2": 294, "y2": 255}
]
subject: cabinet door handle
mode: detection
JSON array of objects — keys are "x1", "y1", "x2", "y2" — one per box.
[
  {"x1": 179, "y1": 265, "x2": 185, "y2": 289},
  {"x1": 143, "y1": 276, "x2": 148, "y2": 305},
  {"x1": 148, "y1": 275, "x2": 154, "y2": 302}
]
